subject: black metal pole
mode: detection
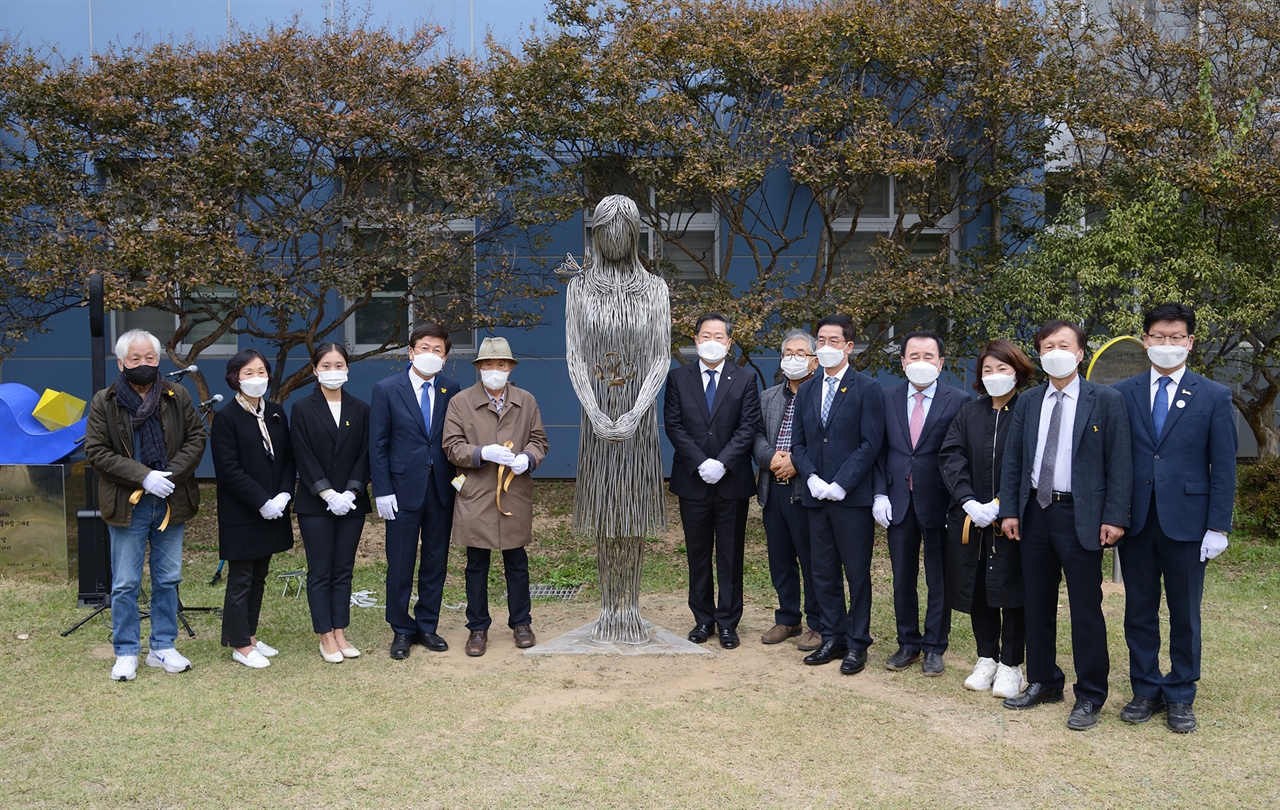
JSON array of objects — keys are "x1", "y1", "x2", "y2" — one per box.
[{"x1": 76, "y1": 273, "x2": 111, "y2": 607}]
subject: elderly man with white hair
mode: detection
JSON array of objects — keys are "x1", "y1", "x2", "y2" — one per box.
[{"x1": 85, "y1": 329, "x2": 207, "y2": 681}]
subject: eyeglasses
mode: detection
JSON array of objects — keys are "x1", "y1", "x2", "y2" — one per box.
[
  {"x1": 782, "y1": 352, "x2": 814, "y2": 359},
  {"x1": 815, "y1": 337, "x2": 846, "y2": 348},
  {"x1": 1145, "y1": 333, "x2": 1189, "y2": 345}
]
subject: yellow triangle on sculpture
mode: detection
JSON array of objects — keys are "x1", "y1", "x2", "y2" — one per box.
[{"x1": 33, "y1": 389, "x2": 87, "y2": 431}]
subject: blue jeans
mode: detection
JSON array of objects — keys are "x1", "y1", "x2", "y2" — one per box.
[{"x1": 109, "y1": 493, "x2": 185, "y2": 656}]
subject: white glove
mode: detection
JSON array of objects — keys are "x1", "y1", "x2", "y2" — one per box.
[
  {"x1": 340, "y1": 491, "x2": 359, "y2": 510},
  {"x1": 698, "y1": 458, "x2": 726, "y2": 484},
  {"x1": 509, "y1": 454, "x2": 530, "y2": 476},
  {"x1": 269, "y1": 492, "x2": 291, "y2": 513},
  {"x1": 322, "y1": 489, "x2": 352, "y2": 517},
  {"x1": 375, "y1": 494, "x2": 398, "y2": 521},
  {"x1": 481, "y1": 444, "x2": 517, "y2": 466},
  {"x1": 1200, "y1": 530, "x2": 1228, "y2": 562},
  {"x1": 807, "y1": 475, "x2": 830, "y2": 500},
  {"x1": 824, "y1": 481, "x2": 847, "y2": 502},
  {"x1": 142, "y1": 470, "x2": 175, "y2": 498},
  {"x1": 979, "y1": 500, "x2": 1002, "y2": 527},
  {"x1": 872, "y1": 495, "x2": 893, "y2": 528},
  {"x1": 259, "y1": 499, "x2": 284, "y2": 520},
  {"x1": 963, "y1": 499, "x2": 991, "y2": 528}
]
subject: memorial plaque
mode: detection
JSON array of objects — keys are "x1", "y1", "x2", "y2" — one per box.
[
  {"x1": 1086, "y1": 336, "x2": 1148, "y2": 386},
  {"x1": 0, "y1": 464, "x2": 68, "y2": 577}
]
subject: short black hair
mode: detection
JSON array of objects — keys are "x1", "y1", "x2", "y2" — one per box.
[
  {"x1": 815, "y1": 314, "x2": 854, "y2": 343},
  {"x1": 900, "y1": 330, "x2": 944, "y2": 357},
  {"x1": 225, "y1": 348, "x2": 271, "y2": 393},
  {"x1": 1034, "y1": 320, "x2": 1087, "y2": 353},
  {"x1": 695, "y1": 312, "x2": 732, "y2": 337},
  {"x1": 310, "y1": 341, "x2": 350, "y2": 368},
  {"x1": 409, "y1": 322, "x2": 452, "y2": 355},
  {"x1": 1143, "y1": 302, "x2": 1196, "y2": 336}
]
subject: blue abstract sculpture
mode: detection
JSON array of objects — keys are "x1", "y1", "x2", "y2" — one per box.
[{"x1": 0, "y1": 383, "x2": 87, "y2": 464}]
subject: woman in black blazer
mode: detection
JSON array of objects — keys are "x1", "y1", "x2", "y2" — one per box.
[
  {"x1": 211, "y1": 348, "x2": 296, "y2": 669},
  {"x1": 290, "y1": 343, "x2": 372, "y2": 663}
]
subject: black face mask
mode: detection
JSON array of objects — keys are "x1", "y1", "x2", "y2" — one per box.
[{"x1": 122, "y1": 364, "x2": 159, "y2": 386}]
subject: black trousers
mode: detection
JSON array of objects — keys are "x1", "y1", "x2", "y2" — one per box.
[
  {"x1": 1021, "y1": 497, "x2": 1109, "y2": 706},
  {"x1": 808, "y1": 503, "x2": 875, "y2": 651},
  {"x1": 886, "y1": 494, "x2": 951, "y2": 653},
  {"x1": 678, "y1": 493, "x2": 749, "y2": 630},
  {"x1": 222, "y1": 556, "x2": 270, "y2": 648},
  {"x1": 1119, "y1": 497, "x2": 1206, "y2": 704},
  {"x1": 384, "y1": 478, "x2": 452, "y2": 636},
  {"x1": 970, "y1": 542, "x2": 1026, "y2": 666},
  {"x1": 299, "y1": 513, "x2": 365, "y2": 634},
  {"x1": 761, "y1": 478, "x2": 821, "y2": 631},
  {"x1": 464, "y1": 546, "x2": 532, "y2": 632}
]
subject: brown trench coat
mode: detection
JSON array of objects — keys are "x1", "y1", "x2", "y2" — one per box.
[{"x1": 442, "y1": 382, "x2": 549, "y2": 550}]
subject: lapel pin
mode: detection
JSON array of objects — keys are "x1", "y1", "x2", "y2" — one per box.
[
  {"x1": 1181, "y1": 389, "x2": 1191, "y2": 396},
  {"x1": 440, "y1": 388, "x2": 447, "y2": 394},
  {"x1": 840, "y1": 387, "x2": 847, "y2": 393},
  {"x1": 345, "y1": 420, "x2": 350, "y2": 426},
  {"x1": 1176, "y1": 400, "x2": 1186, "y2": 409},
  {"x1": 1093, "y1": 425, "x2": 1098, "y2": 432}
]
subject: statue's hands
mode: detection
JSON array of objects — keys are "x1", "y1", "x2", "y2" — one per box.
[{"x1": 587, "y1": 408, "x2": 618, "y2": 438}]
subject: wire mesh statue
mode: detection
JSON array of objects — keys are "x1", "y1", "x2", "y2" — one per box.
[{"x1": 564, "y1": 194, "x2": 670, "y2": 644}]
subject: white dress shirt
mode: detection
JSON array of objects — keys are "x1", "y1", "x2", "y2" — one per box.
[
  {"x1": 327, "y1": 398, "x2": 342, "y2": 426},
  {"x1": 699, "y1": 358, "x2": 727, "y2": 391},
  {"x1": 821, "y1": 363, "x2": 850, "y2": 385},
  {"x1": 1149, "y1": 365, "x2": 1187, "y2": 412},
  {"x1": 409, "y1": 369, "x2": 436, "y2": 424},
  {"x1": 1031, "y1": 375, "x2": 1080, "y2": 492},
  {"x1": 906, "y1": 380, "x2": 937, "y2": 424}
]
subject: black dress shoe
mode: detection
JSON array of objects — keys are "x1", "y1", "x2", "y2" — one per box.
[
  {"x1": 802, "y1": 639, "x2": 848, "y2": 665},
  {"x1": 922, "y1": 652, "x2": 945, "y2": 676},
  {"x1": 885, "y1": 646, "x2": 921, "y2": 671},
  {"x1": 389, "y1": 632, "x2": 413, "y2": 660},
  {"x1": 688, "y1": 623, "x2": 716, "y2": 644},
  {"x1": 1002, "y1": 682, "x2": 1065, "y2": 710},
  {"x1": 1167, "y1": 702, "x2": 1197, "y2": 733},
  {"x1": 1067, "y1": 698, "x2": 1101, "y2": 731},
  {"x1": 718, "y1": 628, "x2": 740, "y2": 649},
  {"x1": 414, "y1": 632, "x2": 448, "y2": 652},
  {"x1": 1120, "y1": 694, "x2": 1166, "y2": 724},
  {"x1": 839, "y1": 648, "x2": 867, "y2": 675}
]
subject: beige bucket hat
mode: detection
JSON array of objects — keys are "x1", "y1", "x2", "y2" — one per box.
[{"x1": 472, "y1": 336, "x2": 519, "y2": 365}]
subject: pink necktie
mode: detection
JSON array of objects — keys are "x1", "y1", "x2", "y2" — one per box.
[{"x1": 909, "y1": 392, "x2": 926, "y2": 491}]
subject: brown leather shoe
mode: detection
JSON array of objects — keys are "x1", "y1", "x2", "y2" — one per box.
[
  {"x1": 761, "y1": 623, "x2": 802, "y2": 644},
  {"x1": 512, "y1": 625, "x2": 536, "y2": 648},
  {"x1": 465, "y1": 630, "x2": 487, "y2": 657},
  {"x1": 797, "y1": 628, "x2": 823, "y2": 651}
]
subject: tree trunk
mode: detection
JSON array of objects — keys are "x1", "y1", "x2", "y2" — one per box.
[
  {"x1": 590, "y1": 535, "x2": 648, "y2": 644},
  {"x1": 1239, "y1": 395, "x2": 1280, "y2": 458}
]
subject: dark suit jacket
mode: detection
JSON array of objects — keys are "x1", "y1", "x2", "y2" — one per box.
[
  {"x1": 369, "y1": 371, "x2": 458, "y2": 512},
  {"x1": 873, "y1": 380, "x2": 967, "y2": 528},
  {"x1": 752, "y1": 381, "x2": 800, "y2": 507},
  {"x1": 290, "y1": 387, "x2": 373, "y2": 518},
  {"x1": 663, "y1": 360, "x2": 761, "y2": 501},
  {"x1": 997, "y1": 377, "x2": 1133, "y2": 550},
  {"x1": 1115, "y1": 369, "x2": 1236, "y2": 540},
  {"x1": 210, "y1": 400, "x2": 297, "y2": 559},
  {"x1": 790, "y1": 365, "x2": 885, "y2": 508}
]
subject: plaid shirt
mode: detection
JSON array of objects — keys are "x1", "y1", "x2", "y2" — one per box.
[{"x1": 775, "y1": 389, "x2": 797, "y2": 452}]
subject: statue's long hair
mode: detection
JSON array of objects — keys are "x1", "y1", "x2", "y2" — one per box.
[{"x1": 591, "y1": 194, "x2": 642, "y2": 265}]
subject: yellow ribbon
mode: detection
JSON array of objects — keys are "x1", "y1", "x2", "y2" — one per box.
[
  {"x1": 129, "y1": 488, "x2": 171, "y2": 531},
  {"x1": 495, "y1": 441, "x2": 517, "y2": 516},
  {"x1": 961, "y1": 498, "x2": 1000, "y2": 545}
]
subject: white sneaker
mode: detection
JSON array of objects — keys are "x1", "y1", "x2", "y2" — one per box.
[
  {"x1": 254, "y1": 640, "x2": 279, "y2": 658},
  {"x1": 111, "y1": 655, "x2": 138, "y2": 681},
  {"x1": 991, "y1": 663, "x2": 1026, "y2": 699},
  {"x1": 145, "y1": 649, "x2": 192, "y2": 673},
  {"x1": 232, "y1": 649, "x2": 271, "y2": 669},
  {"x1": 964, "y1": 657, "x2": 999, "y2": 691}
]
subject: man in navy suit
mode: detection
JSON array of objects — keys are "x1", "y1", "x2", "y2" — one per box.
[
  {"x1": 664, "y1": 312, "x2": 762, "y2": 649},
  {"x1": 1114, "y1": 303, "x2": 1236, "y2": 733},
  {"x1": 872, "y1": 331, "x2": 966, "y2": 676},
  {"x1": 369, "y1": 322, "x2": 459, "y2": 659},
  {"x1": 790, "y1": 314, "x2": 885, "y2": 674},
  {"x1": 998, "y1": 320, "x2": 1132, "y2": 730}
]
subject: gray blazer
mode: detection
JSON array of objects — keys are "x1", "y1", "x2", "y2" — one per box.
[
  {"x1": 752, "y1": 382, "x2": 794, "y2": 506},
  {"x1": 997, "y1": 377, "x2": 1133, "y2": 550}
]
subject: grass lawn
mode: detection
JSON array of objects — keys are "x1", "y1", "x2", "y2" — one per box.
[{"x1": 2, "y1": 481, "x2": 1278, "y2": 809}]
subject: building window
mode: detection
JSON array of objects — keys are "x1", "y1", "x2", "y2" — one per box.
[{"x1": 111, "y1": 286, "x2": 239, "y2": 355}]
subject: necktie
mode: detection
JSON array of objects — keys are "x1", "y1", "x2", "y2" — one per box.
[
  {"x1": 909, "y1": 391, "x2": 926, "y2": 491},
  {"x1": 1153, "y1": 376, "x2": 1172, "y2": 439},
  {"x1": 705, "y1": 369, "x2": 717, "y2": 413},
  {"x1": 821, "y1": 375, "x2": 837, "y2": 428},
  {"x1": 1036, "y1": 390, "x2": 1063, "y2": 509},
  {"x1": 421, "y1": 382, "x2": 433, "y2": 436}
]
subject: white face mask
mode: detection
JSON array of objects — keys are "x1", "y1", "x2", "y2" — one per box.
[
  {"x1": 1039, "y1": 349, "x2": 1080, "y2": 379},
  {"x1": 480, "y1": 369, "x2": 509, "y2": 390},
  {"x1": 1148, "y1": 344, "x2": 1189, "y2": 370},
  {"x1": 696, "y1": 340, "x2": 728, "y2": 363},
  {"x1": 239, "y1": 377, "x2": 269, "y2": 399},
  {"x1": 815, "y1": 345, "x2": 846, "y2": 369},
  {"x1": 316, "y1": 370, "x2": 347, "y2": 390},
  {"x1": 904, "y1": 361, "x2": 940, "y2": 387},
  {"x1": 412, "y1": 352, "x2": 444, "y2": 378},
  {"x1": 982, "y1": 373, "x2": 1016, "y2": 398},
  {"x1": 779, "y1": 356, "x2": 813, "y2": 381}
]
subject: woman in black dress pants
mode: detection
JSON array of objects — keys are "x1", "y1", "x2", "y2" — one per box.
[
  {"x1": 211, "y1": 348, "x2": 296, "y2": 669},
  {"x1": 290, "y1": 343, "x2": 372, "y2": 663}
]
